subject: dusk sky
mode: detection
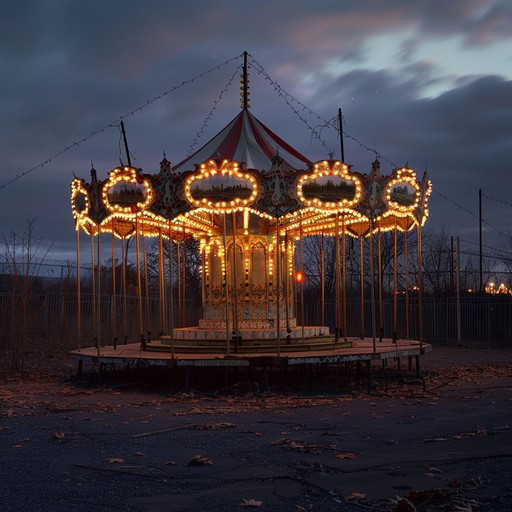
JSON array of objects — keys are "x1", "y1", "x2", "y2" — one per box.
[{"x1": 1, "y1": 0, "x2": 511, "y2": 263}]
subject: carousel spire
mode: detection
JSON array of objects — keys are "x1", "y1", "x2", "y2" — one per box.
[{"x1": 240, "y1": 50, "x2": 250, "y2": 110}]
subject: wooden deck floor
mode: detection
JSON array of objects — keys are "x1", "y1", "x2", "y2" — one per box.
[{"x1": 69, "y1": 338, "x2": 431, "y2": 368}]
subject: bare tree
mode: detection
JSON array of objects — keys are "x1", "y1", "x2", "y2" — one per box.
[{"x1": 1, "y1": 218, "x2": 53, "y2": 375}]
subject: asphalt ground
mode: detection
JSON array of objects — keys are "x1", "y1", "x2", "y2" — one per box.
[{"x1": 1, "y1": 345, "x2": 511, "y2": 511}]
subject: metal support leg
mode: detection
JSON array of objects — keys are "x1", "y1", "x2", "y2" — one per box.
[{"x1": 367, "y1": 360, "x2": 372, "y2": 394}]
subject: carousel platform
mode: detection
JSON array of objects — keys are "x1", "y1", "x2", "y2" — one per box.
[
  {"x1": 69, "y1": 337, "x2": 430, "y2": 368},
  {"x1": 69, "y1": 338, "x2": 431, "y2": 392}
]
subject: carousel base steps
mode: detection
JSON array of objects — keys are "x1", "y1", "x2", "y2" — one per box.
[
  {"x1": 164, "y1": 325, "x2": 330, "y2": 342},
  {"x1": 148, "y1": 337, "x2": 352, "y2": 354}
]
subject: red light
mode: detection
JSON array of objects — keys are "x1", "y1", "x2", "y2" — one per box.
[{"x1": 296, "y1": 271, "x2": 304, "y2": 283}]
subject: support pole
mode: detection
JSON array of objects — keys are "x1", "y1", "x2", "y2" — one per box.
[
  {"x1": 143, "y1": 224, "x2": 150, "y2": 337},
  {"x1": 121, "y1": 237, "x2": 128, "y2": 343},
  {"x1": 456, "y1": 236, "x2": 461, "y2": 343},
  {"x1": 416, "y1": 224, "x2": 424, "y2": 348},
  {"x1": 338, "y1": 108, "x2": 345, "y2": 162},
  {"x1": 120, "y1": 120, "x2": 132, "y2": 167},
  {"x1": 111, "y1": 229, "x2": 117, "y2": 346},
  {"x1": 284, "y1": 230, "x2": 291, "y2": 344},
  {"x1": 359, "y1": 232, "x2": 365, "y2": 339},
  {"x1": 321, "y1": 231, "x2": 325, "y2": 327},
  {"x1": 479, "y1": 188, "x2": 483, "y2": 293},
  {"x1": 299, "y1": 219, "x2": 305, "y2": 342},
  {"x1": 341, "y1": 214, "x2": 347, "y2": 341},
  {"x1": 404, "y1": 229, "x2": 410, "y2": 341},
  {"x1": 159, "y1": 229, "x2": 166, "y2": 333},
  {"x1": 76, "y1": 227, "x2": 81, "y2": 351},
  {"x1": 177, "y1": 238, "x2": 182, "y2": 328},
  {"x1": 369, "y1": 220, "x2": 376, "y2": 353},
  {"x1": 335, "y1": 214, "x2": 341, "y2": 343},
  {"x1": 231, "y1": 212, "x2": 239, "y2": 350},
  {"x1": 276, "y1": 218, "x2": 281, "y2": 354},
  {"x1": 182, "y1": 227, "x2": 187, "y2": 327},
  {"x1": 393, "y1": 222, "x2": 398, "y2": 343},
  {"x1": 222, "y1": 214, "x2": 230, "y2": 354},
  {"x1": 377, "y1": 223, "x2": 383, "y2": 342},
  {"x1": 168, "y1": 221, "x2": 175, "y2": 347},
  {"x1": 96, "y1": 231, "x2": 101, "y2": 356},
  {"x1": 91, "y1": 233, "x2": 96, "y2": 345},
  {"x1": 135, "y1": 218, "x2": 144, "y2": 339}
]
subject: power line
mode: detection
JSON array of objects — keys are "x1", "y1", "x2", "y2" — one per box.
[
  {"x1": 482, "y1": 192, "x2": 512, "y2": 209},
  {"x1": 0, "y1": 53, "x2": 244, "y2": 191}
]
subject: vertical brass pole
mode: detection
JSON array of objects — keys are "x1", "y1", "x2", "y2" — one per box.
[
  {"x1": 341, "y1": 214, "x2": 347, "y2": 341},
  {"x1": 182, "y1": 227, "x2": 187, "y2": 327},
  {"x1": 135, "y1": 218, "x2": 143, "y2": 338},
  {"x1": 334, "y1": 214, "x2": 341, "y2": 342},
  {"x1": 369, "y1": 221, "x2": 376, "y2": 353},
  {"x1": 231, "y1": 212, "x2": 239, "y2": 347},
  {"x1": 404, "y1": 229, "x2": 410, "y2": 340},
  {"x1": 121, "y1": 237, "x2": 128, "y2": 343},
  {"x1": 320, "y1": 231, "x2": 325, "y2": 327},
  {"x1": 159, "y1": 228, "x2": 166, "y2": 333},
  {"x1": 168, "y1": 220, "x2": 175, "y2": 346},
  {"x1": 222, "y1": 213, "x2": 230, "y2": 353},
  {"x1": 176, "y1": 238, "x2": 181, "y2": 328},
  {"x1": 359, "y1": 232, "x2": 365, "y2": 339},
  {"x1": 284, "y1": 230, "x2": 291, "y2": 343},
  {"x1": 91, "y1": 233, "x2": 96, "y2": 344},
  {"x1": 96, "y1": 231, "x2": 101, "y2": 356},
  {"x1": 76, "y1": 227, "x2": 81, "y2": 351},
  {"x1": 377, "y1": 223, "x2": 383, "y2": 342},
  {"x1": 393, "y1": 222, "x2": 398, "y2": 343},
  {"x1": 299, "y1": 220, "x2": 304, "y2": 342},
  {"x1": 276, "y1": 219, "x2": 281, "y2": 354},
  {"x1": 111, "y1": 228, "x2": 117, "y2": 345},
  {"x1": 143, "y1": 231, "x2": 150, "y2": 336},
  {"x1": 417, "y1": 224, "x2": 424, "y2": 348}
]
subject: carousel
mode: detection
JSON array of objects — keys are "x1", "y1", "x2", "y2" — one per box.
[{"x1": 69, "y1": 53, "x2": 432, "y2": 386}]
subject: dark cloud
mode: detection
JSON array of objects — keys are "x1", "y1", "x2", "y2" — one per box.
[{"x1": 1, "y1": 0, "x2": 512, "y2": 259}]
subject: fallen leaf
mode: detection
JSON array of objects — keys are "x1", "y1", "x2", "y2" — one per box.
[
  {"x1": 449, "y1": 476, "x2": 462, "y2": 488},
  {"x1": 240, "y1": 498, "x2": 263, "y2": 507},
  {"x1": 52, "y1": 431, "x2": 65, "y2": 440},
  {"x1": 165, "y1": 460, "x2": 177, "y2": 465},
  {"x1": 345, "y1": 492, "x2": 366, "y2": 501},
  {"x1": 106, "y1": 457, "x2": 125, "y2": 463},
  {"x1": 187, "y1": 454, "x2": 213, "y2": 466},
  {"x1": 337, "y1": 452, "x2": 357, "y2": 459},
  {"x1": 135, "y1": 451, "x2": 144, "y2": 457}
]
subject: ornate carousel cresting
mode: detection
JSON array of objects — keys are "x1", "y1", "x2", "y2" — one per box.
[{"x1": 70, "y1": 55, "x2": 431, "y2": 362}]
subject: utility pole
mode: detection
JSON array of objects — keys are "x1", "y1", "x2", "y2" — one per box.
[
  {"x1": 338, "y1": 108, "x2": 345, "y2": 162},
  {"x1": 120, "y1": 120, "x2": 132, "y2": 167},
  {"x1": 479, "y1": 188, "x2": 483, "y2": 292}
]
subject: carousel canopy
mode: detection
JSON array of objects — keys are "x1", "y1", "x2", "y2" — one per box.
[{"x1": 172, "y1": 109, "x2": 311, "y2": 174}]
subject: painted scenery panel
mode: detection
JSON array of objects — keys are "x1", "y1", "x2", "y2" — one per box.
[
  {"x1": 74, "y1": 191, "x2": 88, "y2": 212},
  {"x1": 302, "y1": 175, "x2": 356, "y2": 202},
  {"x1": 191, "y1": 175, "x2": 252, "y2": 203},
  {"x1": 390, "y1": 182, "x2": 416, "y2": 206},
  {"x1": 108, "y1": 182, "x2": 147, "y2": 206}
]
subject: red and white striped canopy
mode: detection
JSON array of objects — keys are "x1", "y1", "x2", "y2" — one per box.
[{"x1": 172, "y1": 109, "x2": 311, "y2": 174}]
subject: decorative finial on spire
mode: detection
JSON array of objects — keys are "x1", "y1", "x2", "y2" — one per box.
[{"x1": 240, "y1": 51, "x2": 250, "y2": 110}]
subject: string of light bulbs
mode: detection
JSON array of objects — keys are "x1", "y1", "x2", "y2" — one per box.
[
  {"x1": 186, "y1": 64, "x2": 241, "y2": 157},
  {"x1": 0, "y1": 54, "x2": 244, "y2": 190}
]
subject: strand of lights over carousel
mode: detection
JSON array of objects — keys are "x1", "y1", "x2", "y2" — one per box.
[{"x1": 70, "y1": 52, "x2": 432, "y2": 368}]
